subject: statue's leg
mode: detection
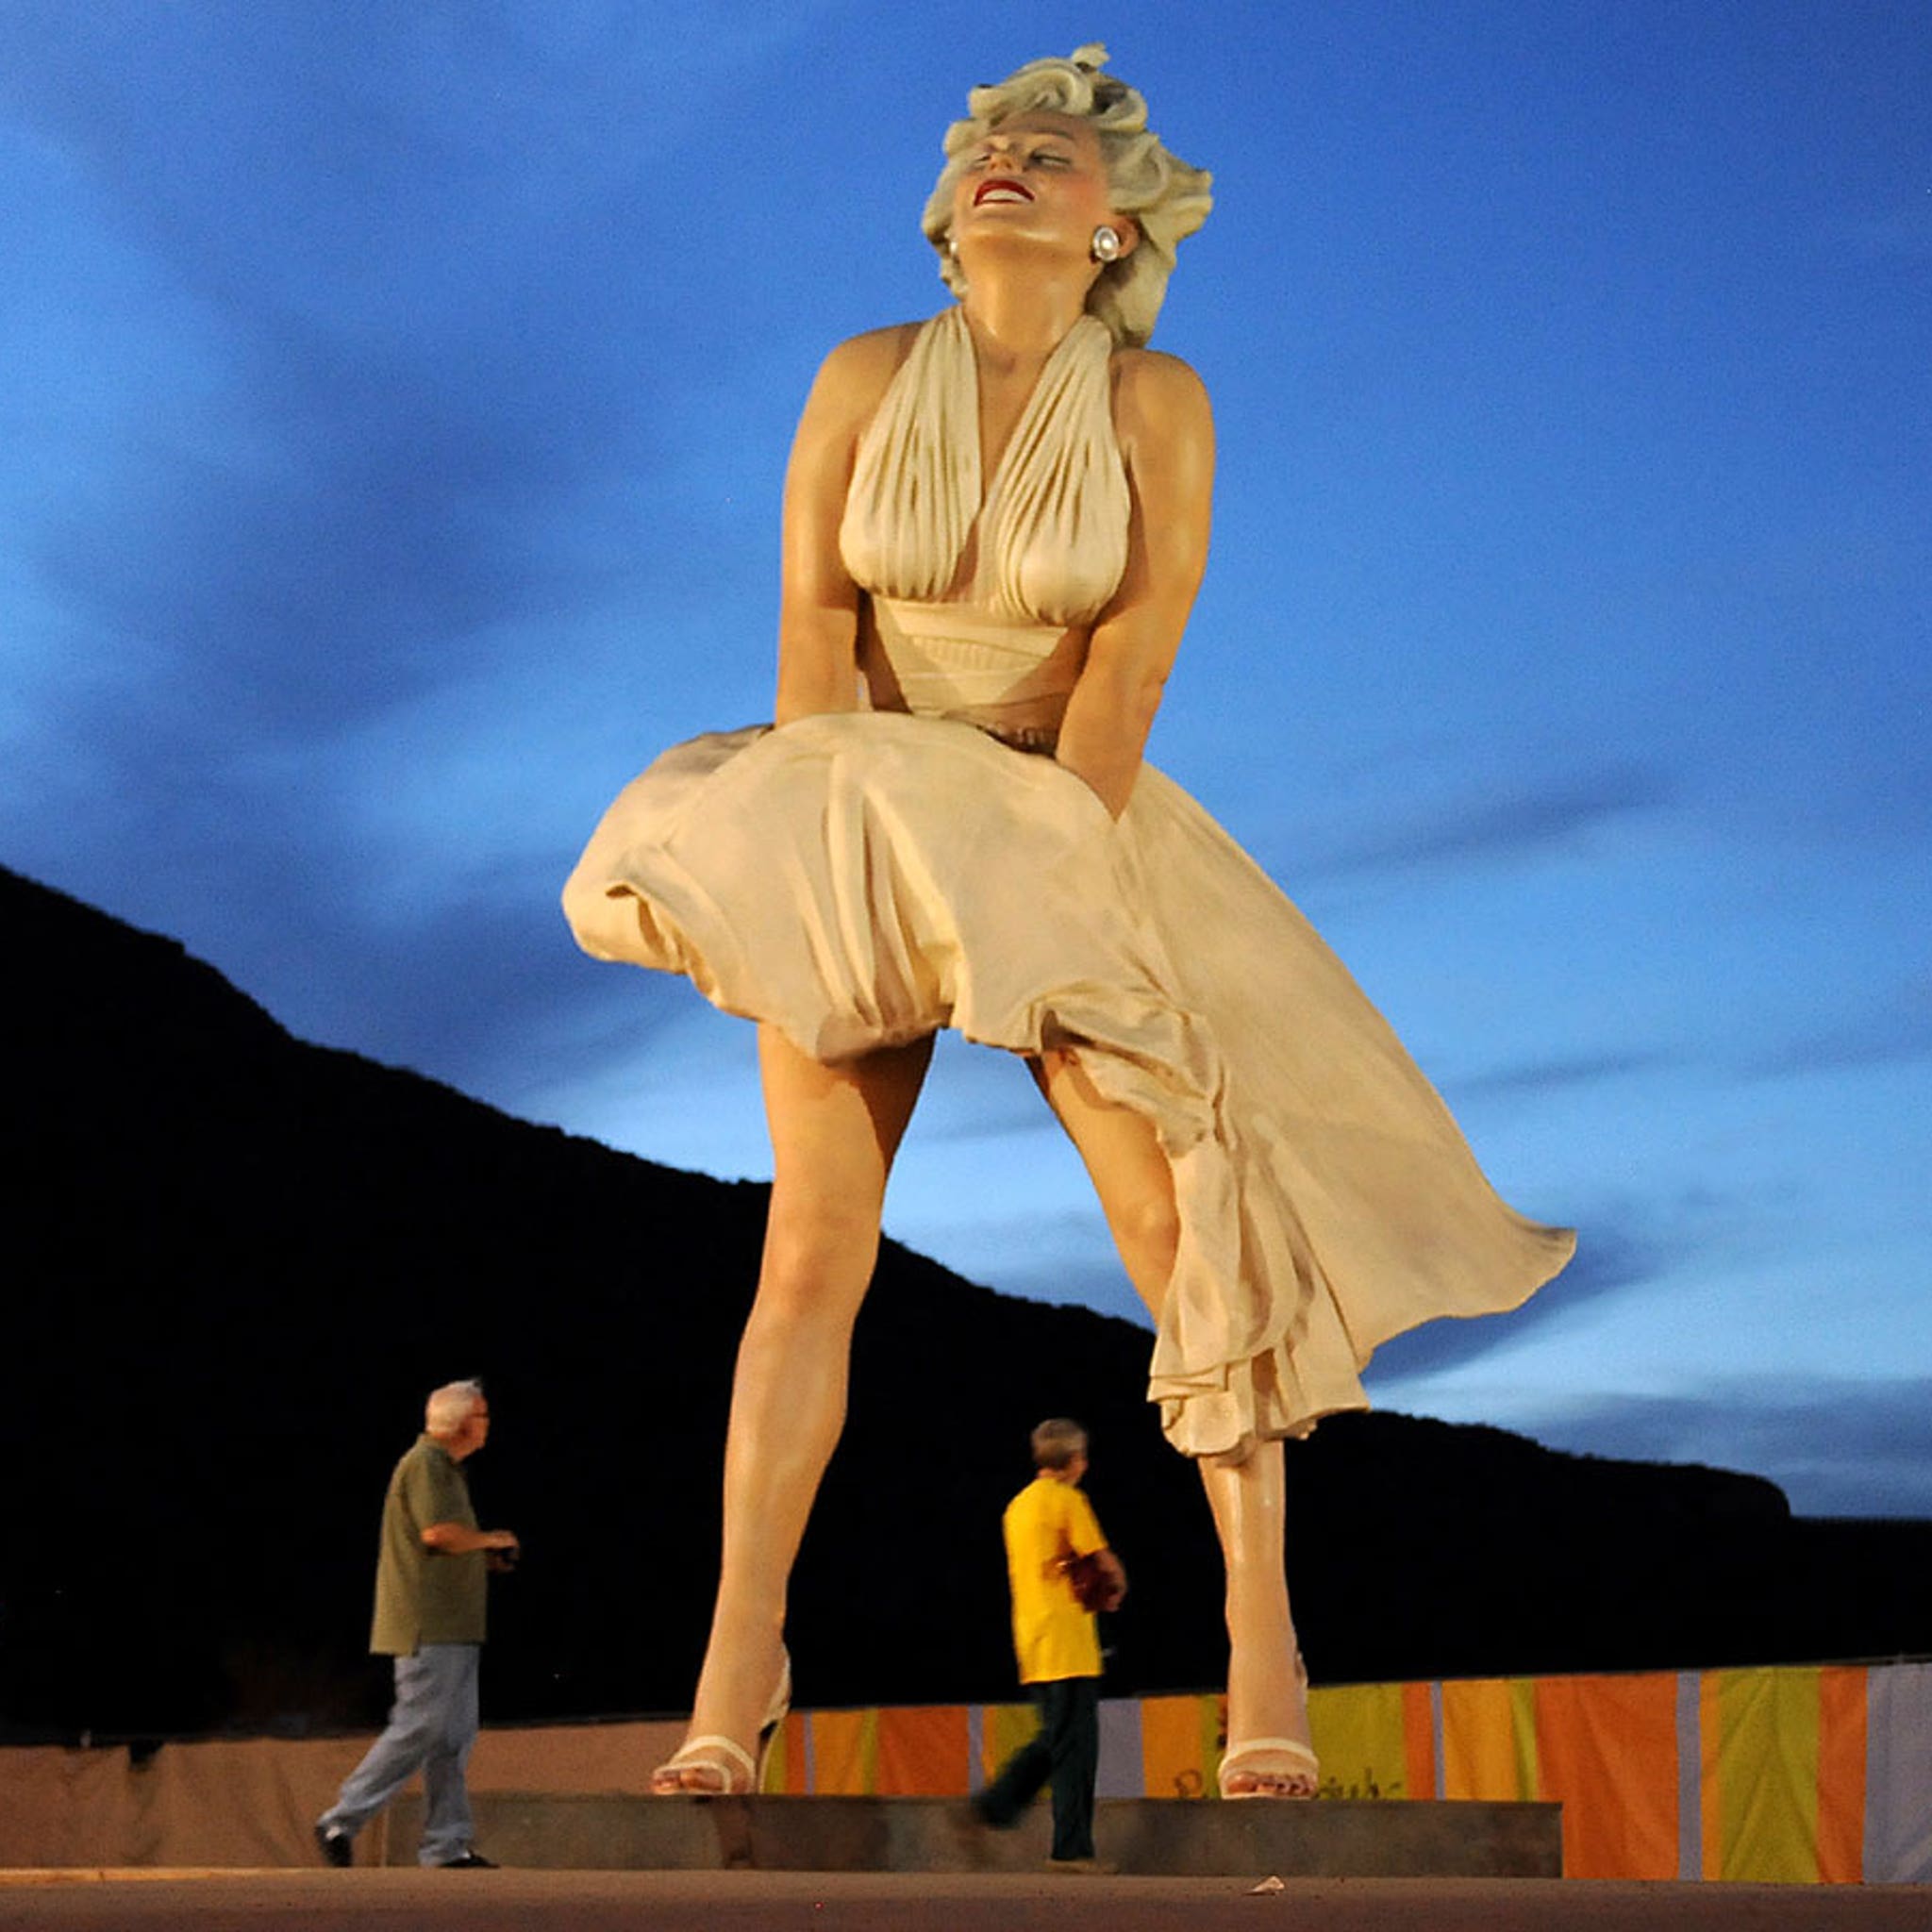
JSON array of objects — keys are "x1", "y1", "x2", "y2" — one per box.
[
  {"x1": 1031, "y1": 1046, "x2": 1180, "y2": 1312},
  {"x1": 658, "y1": 1024, "x2": 934, "y2": 1787},
  {"x1": 1035, "y1": 1048, "x2": 1314, "y2": 1793},
  {"x1": 1198, "y1": 1441, "x2": 1318, "y2": 1793}
]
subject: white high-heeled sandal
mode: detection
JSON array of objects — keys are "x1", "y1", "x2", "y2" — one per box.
[
  {"x1": 1218, "y1": 1735, "x2": 1320, "y2": 1800},
  {"x1": 651, "y1": 1653, "x2": 792, "y2": 1796}
]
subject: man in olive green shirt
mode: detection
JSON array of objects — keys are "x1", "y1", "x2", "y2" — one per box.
[{"x1": 315, "y1": 1380, "x2": 518, "y2": 1869}]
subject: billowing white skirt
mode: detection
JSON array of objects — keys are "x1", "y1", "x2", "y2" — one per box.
[{"x1": 564, "y1": 711, "x2": 1573, "y2": 1458}]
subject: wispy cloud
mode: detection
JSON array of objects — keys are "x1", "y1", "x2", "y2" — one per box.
[
  {"x1": 1520, "y1": 1380, "x2": 1932, "y2": 1519},
  {"x1": 1746, "y1": 984, "x2": 1932, "y2": 1080},
  {"x1": 1, "y1": 7, "x2": 758, "y2": 1079},
  {"x1": 1442, "y1": 1048, "x2": 1678, "y2": 1103},
  {"x1": 1291, "y1": 765, "x2": 1672, "y2": 883}
]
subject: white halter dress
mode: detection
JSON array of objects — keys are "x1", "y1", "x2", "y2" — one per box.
[{"x1": 564, "y1": 308, "x2": 1574, "y2": 1460}]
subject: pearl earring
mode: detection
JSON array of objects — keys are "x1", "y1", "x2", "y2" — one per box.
[{"x1": 1091, "y1": 225, "x2": 1123, "y2": 264}]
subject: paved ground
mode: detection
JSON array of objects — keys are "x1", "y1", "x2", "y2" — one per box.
[{"x1": 1, "y1": 1871, "x2": 1927, "y2": 1930}]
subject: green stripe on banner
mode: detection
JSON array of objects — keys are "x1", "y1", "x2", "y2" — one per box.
[{"x1": 1707, "y1": 1668, "x2": 1820, "y2": 1883}]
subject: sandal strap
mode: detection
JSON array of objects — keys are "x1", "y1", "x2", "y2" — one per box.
[
  {"x1": 1220, "y1": 1736, "x2": 1320, "y2": 1795},
  {"x1": 659, "y1": 1734, "x2": 757, "y2": 1790},
  {"x1": 1222, "y1": 1736, "x2": 1318, "y2": 1766}
]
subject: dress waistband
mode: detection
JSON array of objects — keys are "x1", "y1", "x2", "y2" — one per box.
[
  {"x1": 866, "y1": 596, "x2": 1073, "y2": 754},
  {"x1": 871, "y1": 598, "x2": 1069, "y2": 656},
  {"x1": 869, "y1": 599, "x2": 1075, "y2": 709}
]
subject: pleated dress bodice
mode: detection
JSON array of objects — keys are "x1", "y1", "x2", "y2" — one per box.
[{"x1": 838, "y1": 307, "x2": 1128, "y2": 750}]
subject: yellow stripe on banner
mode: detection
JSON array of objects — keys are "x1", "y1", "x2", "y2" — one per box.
[
  {"x1": 1141, "y1": 1694, "x2": 1215, "y2": 1800},
  {"x1": 1441, "y1": 1679, "x2": 1538, "y2": 1801},
  {"x1": 1703, "y1": 1668, "x2": 1822, "y2": 1883},
  {"x1": 808, "y1": 1708, "x2": 878, "y2": 1796},
  {"x1": 980, "y1": 1703, "x2": 1040, "y2": 1786},
  {"x1": 1700, "y1": 1675, "x2": 1723, "y2": 1882},
  {"x1": 1308, "y1": 1682, "x2": 1408, "y2": 1799}
]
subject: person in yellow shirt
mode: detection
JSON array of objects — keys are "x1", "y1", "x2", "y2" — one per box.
[{"x1": 974, "y1": 1419, "x2": 1127, "y2": 1867}]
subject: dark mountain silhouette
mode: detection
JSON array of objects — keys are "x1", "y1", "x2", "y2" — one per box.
[{"x1": 2, "y1": 862, "x2": 1926, "y2": 1743}]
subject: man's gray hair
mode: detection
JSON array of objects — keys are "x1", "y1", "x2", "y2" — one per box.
[
  {"x1": 1031, "y1": 1417, "x2": 1089, "y2": 1470},
  {"x1": 425, "y1": 1378, "x2": 485, "y2": 1435}
]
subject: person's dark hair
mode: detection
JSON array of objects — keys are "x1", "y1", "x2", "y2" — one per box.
[{"x1": 1031, "y1": 1417, "x2": 1090, "y2": 1470}]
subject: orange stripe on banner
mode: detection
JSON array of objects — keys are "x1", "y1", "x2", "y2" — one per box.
[
  {"x1": 1534, "y1": 1674, "x2": 1678, "y2": 1879},
  {"x1": 1817, "y1": 1667, "x2": 1867, "y2": 1884},
  {"x1": 1141, "y1": 1694, "x2": 1213, "y2": 1801},
  {"x1": 1404, "y1": 1682, "x2": 1437, "y2": 1802},
  {"x1": 875, "y1": 1705, "x2": 969, "y2": 1796}
]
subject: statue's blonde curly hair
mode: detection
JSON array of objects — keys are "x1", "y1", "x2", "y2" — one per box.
[{"x1": 921, "y1": 43, "x2": 1212, "y2": 349}]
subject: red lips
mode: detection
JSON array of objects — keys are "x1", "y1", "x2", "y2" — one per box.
[{"x1": 974, "y1": 176, "x2": 1034, "y2": 206}]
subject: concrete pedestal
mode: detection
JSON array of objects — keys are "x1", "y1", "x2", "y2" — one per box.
[{"x1": 388, "y1": 1792, "x2": 1562, "y2": 1877}]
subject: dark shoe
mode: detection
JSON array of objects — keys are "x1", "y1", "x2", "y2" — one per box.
[
  {"x1": 438, "y1": 1850, "x2": 498, "y2": 1869},
  {"x1": 314, "y1": 1824, "x2": 353, "y2": 1868}
]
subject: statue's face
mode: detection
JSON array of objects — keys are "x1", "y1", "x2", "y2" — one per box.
[{"x1": 950, "y1": 110, "x2": 1126, "y2": 266}]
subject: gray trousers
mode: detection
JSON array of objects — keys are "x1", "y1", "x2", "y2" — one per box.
[{"x1": 320, "y1": 1642, "x2": 480, "y2": 1865}]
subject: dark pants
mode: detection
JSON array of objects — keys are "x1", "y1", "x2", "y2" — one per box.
[{"x1": 976, "y1": 1676, "x2": 1099, "y2": 1861}]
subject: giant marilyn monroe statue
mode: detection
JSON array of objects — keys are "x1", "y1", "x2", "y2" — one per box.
[{"x1": 564, "y1": 44, "x2": 1574, "y2": 1801}]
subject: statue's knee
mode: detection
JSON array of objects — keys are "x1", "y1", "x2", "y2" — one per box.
[
  {"x1": 1138, "y1": 1186, "x2": 1182, "y2": 1256},
  {"x1": 1123, "y1": 1194, "x2": 1181, "y2": 1277},
  {"x1": 758, "y1": 1208, "x2": 875, "y2": 1311}
]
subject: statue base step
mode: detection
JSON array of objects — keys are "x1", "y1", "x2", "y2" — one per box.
[{"x1": 388, "y1": 1792, "x2": 1561, "y2": 1877}]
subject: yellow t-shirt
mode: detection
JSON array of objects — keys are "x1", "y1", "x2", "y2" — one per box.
[{"x1": 1003, "y1": 1474, "x2": 1108, "y2": 1684}]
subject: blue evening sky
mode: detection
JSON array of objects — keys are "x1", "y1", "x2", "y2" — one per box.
[{"x1": 4, "y1": 2, "x2": 1927, "y2": 1514}]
